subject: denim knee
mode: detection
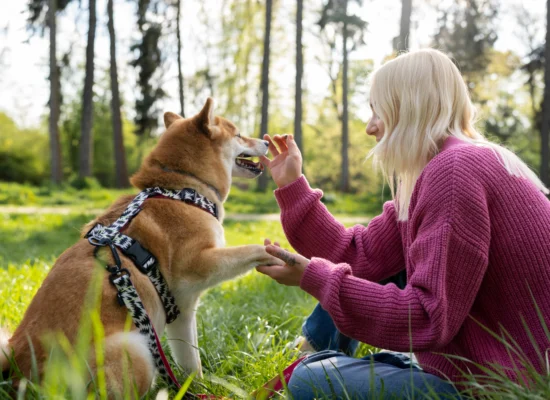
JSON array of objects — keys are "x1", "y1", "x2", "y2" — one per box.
[{"x1": 287, "y1": 351, "x2": 338, "y2": 399}]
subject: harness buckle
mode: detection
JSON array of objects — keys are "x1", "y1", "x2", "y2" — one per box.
[
  {"x1": 108, "y1": 243, "x2": 122, "y2": 268},
  {"x1": 108, "y1": 267, "x2": 131, "y2": 284},
  {"x1": 121, "y1": 240, "x2": 157, "y2": 274}
]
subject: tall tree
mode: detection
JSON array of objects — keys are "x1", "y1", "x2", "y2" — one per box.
[
  {"x1": 294, "y1": 0, "x2": 304, "y2": 154},
  {"x1": 175, "y1": 0, "x2": 185, "y2": 117},
  {"x1": 131, "y1": 0, "x2": 165, "y2": 140},
  {"x1": 433, "y1": 0, "x2": 498, "y2": 90},
  {"x1": 341, "y1": 0, "x2": 350, "y2": 193},
  {"x1": 27, "y1": 0, "x2": 72, "y2": 184},
  {"x1": 257, "y1": 0, "x2": 273, "y2": 192},
  {"x1": 319, "y1": 0, "x2": 367, "y2": 192},
  {"x1": 394, "y1": 0, "x2": 412, "y2": 52},
  {"x1": 541, "y1": 0, "x2": 550, "y2": 186},
  {"x1": 107, "y1": 0, "x2": 128, "y2": 188},
  {"x1": 79, "y1": 0, "x2": 96, "y2": 178},
  {"x1": 48, "y1": 0, "x2": 62, "y2": 184}
]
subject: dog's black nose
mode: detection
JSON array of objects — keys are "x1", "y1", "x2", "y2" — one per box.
[{"x1": 263, "y1": 140, "x2": 269, "y2": 147}]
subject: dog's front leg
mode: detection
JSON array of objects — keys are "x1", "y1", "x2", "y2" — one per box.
[
  {"x1": 197, "y1": 245, "x2": 284, "y2": 287},
  {"x1": 165, "y1": 297, "x2": 202, "y2": 378}
]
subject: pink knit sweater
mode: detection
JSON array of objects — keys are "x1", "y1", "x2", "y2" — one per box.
[{"x1": 274, "y1": 137, "x2": 550, "y2": 384}]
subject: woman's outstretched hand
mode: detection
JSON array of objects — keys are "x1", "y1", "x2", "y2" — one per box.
[
  {"x1": 260, "y1": 134, "x2": 303, "y2": 188},
  {"x1": 256, "y1": 239, "x2": 310, "y2": 286}
]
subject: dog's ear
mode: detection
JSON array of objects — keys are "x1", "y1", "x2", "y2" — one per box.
[
  {"x1": 195, "y1": 97, "x2": 220, "y2": 138},
  {"x1": 164, "y1": 112, "x2": 182, "y2": 128}
]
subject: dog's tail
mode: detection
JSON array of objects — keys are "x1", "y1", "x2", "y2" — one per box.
[{"x1": 0, "y1": 327, "x2": 10, "y2": 372}]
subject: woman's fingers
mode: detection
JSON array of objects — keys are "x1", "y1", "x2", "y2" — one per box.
[
  {"x1": 259, "y1": 155, "x2": 271, "y2": 169},
  {"x1": 263, "y1": 134, "x2": 280, "y2": 157},
  {"x1": 264, "y1": 238, "x2": 271, "y2": 246},
  {"x1": 265, "y1": 245, "x2": 302, "y2": 267},
  {"x1": 256, "y1": 265, "x2": 285, "y2": 278},
  {"x1": 286, "y1": 134, "x2": 301, "y2": 156},
  {"x1": 273, "y1": 134, "x2": 289, "y2": 153}
]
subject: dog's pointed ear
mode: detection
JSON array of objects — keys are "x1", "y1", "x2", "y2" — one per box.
[
  {"x1": 164, "y1": 112, "x2": 182, "y2": 128},
  {"x1": 195, "y1": 98, "x2": 220, "y2": 138}
]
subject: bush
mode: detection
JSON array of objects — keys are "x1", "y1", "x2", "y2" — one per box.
[
  {"x1": 0, "y1": 113, "x2": 49, "y2": 185},
  {"x1": 67, "y1": 176, "x2": 103, "y2": 190}
]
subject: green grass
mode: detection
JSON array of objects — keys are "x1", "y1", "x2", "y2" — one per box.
[
  {"x1": 0, "y1": 181, "x2": 134, "y2": 210},
  {"x1": 1, "y1": 209, "x2": 549, "y2": 398},
  {"x1": 0, "y1": 181, "x2": 386, "y2": 216},
  {"x1": 0, "y1": 212, "x2": 324, "y2": 398}
]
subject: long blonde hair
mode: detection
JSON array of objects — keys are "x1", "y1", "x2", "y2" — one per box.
[{"x1": 368, "y1": 48, "x2": 548, "y2": 221}]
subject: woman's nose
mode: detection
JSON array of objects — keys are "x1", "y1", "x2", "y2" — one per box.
[{"x1": 366, "y1": 121, "x2": 377, "y2": 134}]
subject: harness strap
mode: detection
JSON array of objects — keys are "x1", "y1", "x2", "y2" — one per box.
[
  {"x1": 111, "y1": 273, "x2": 183, "y2": 390},
  {"x1": 85, "y1": 186, "x2": 220, "y2": 390},
  {"x1": 88, "y1": 225, "x2": 180, "y2": 323}
]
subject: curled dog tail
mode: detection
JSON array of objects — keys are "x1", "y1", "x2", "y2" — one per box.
[{"x1": 0, "y1": 327, "x2": 10, "y2": 372}]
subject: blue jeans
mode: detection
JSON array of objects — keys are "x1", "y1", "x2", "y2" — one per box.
[{"x1": 289, "y1": 271, "x2": 462, "y2": 399}]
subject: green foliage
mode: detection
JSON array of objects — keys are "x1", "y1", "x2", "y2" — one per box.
[
  {"x1": 59, "y1": 79, "x2": 153, "y2": 187},
  {"x1": 433, "y1": 0, "x2": 498, "y2": 89},
  {"x1": 474, "y1": 50, "x2": 542, "y2": 170},
  {"x1": 131, "y1": 0, "x2": 166, "y2": 138},
  {"x1": 0, "y1": 113, "x2": 49, "y2": 185},
  {"x1": 319, "y1": 0, "x2": 368, "y2": 40}
]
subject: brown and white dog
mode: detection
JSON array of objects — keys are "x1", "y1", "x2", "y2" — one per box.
[{"x1": 0, "y1": 98, "x2": 283, "y2": 396}]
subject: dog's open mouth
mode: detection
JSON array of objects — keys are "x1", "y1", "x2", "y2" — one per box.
[{"x1": 236, "y1": 153, "x2": 264, "y2": 173}]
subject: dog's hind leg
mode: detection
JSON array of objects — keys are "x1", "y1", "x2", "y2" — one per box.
[{"x1": 93, "y1": 331, "x2": 155, "y2": 399}]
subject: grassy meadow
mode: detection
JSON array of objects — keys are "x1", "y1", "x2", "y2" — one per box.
[
  {"x1": 0, "y1": 182, "x2": 381, "y2": 398},
  {"x1": 1, "y1": 183, "x2": 549, "y2": 399}
]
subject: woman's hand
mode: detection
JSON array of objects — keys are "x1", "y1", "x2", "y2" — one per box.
[
  {"x1": 256, "y1": 239, "x2": 310, "y2": 286},
  {"x1": 260, "y1": 134, "x2": 303, "y2": 188}
]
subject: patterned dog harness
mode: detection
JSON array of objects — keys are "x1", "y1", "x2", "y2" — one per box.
[{"x1": 86, "y1": 187, "x2": 218, "y2": 390}]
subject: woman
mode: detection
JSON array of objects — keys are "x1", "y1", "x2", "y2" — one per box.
[{"x1": 256, "y1": 49, "x2": 550, "y2": 399}]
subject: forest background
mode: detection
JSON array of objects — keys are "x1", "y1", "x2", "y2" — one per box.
[{"x1": 0, "y1": 0, "x2": 547, "y2": 199}]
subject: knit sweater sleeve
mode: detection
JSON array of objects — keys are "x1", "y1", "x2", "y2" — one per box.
[
  {"x1": 299, "y1": 154, "x2": 491, "y2": 351},
  {"x1": 274, "y1": 176, "x2": 405, "y2": 282}
]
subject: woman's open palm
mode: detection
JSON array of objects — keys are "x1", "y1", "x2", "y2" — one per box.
[{"x1": 260, "y1": 134, "x2": 303, "y2": 188}]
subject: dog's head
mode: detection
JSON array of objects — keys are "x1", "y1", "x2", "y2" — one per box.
[{"x1": 130, "y1": 98, "x2": 269, "y2": 199}]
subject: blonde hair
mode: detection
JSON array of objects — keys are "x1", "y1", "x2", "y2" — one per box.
[{"x1": 368, "y1": 48, "x2": 548, "y2": 221}]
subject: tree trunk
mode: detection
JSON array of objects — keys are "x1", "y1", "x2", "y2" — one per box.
[
  {"x1": 541, "y1": 0, "x2": 550, "y2": 186},
  {"x1": 79, "y1": 0, "x2": 96, "y2": 178},
  {"x1": 108, "y1": 0, "x2": 128, "y2": 188},
  {"x1": 396, "y1": 0, "x2": 412, "y2": 52},
  {"x1": 341, "y1": 0, "x2": 350, "y2": 193},
  {"x1": 257, "y1": 0, "x2": 272, "y2": 192},
  {"x1": 48, "y1": 0, "x2": 62, "y2": 184},
  {"x1": 294, "y1": 0, "x2": 304, "y2": 154},
  {"x1": 176, "y1": 0, "x2": 185, "y2": 117}
]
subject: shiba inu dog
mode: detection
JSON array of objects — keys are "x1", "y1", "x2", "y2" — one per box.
[{"x1": 0, "y1": 98, "x2": 283, "y2": 396}]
